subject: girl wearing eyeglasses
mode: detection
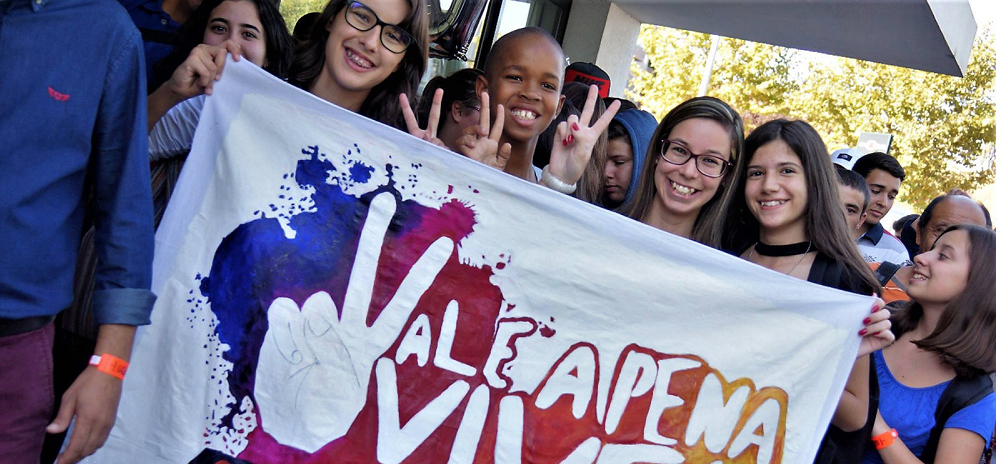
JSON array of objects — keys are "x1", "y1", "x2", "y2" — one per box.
[
  {"x1": 618, "y1": 96, "x2": 743, "y2": 248},
  {"x1": 289, "y1": 0, "x2": 429, "y2": 129},
  {"x1": 724, "y1": 119, "x2": 893, "y2": 464}
]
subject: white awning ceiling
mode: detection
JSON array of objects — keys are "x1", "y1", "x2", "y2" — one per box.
[{"x1": 610, "y1": 0, "x2": 977, "y2": 76}]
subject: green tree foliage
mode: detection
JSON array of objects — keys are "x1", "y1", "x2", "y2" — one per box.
[
  {"x1": 627, "y1": 26, "x2": 796, "y2": 133},
  {"x1": 280, "y1": 0, "x2": 326, "y2": 34},
  {"x1": 628, "y1": 24, "x2": 996, "y2": 209}
]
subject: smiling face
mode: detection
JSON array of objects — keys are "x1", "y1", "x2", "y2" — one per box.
[
  {"x1": 313, "y1": 0, "x2": 409, "y2": 109},
  {"x1": 485, "y1": 35, "x2": 565, "y2": 146},
  {"x1": 203, "y1": 0, "x2": 267, "y2": 67},
  {"x1": 650, "y1": 118, "x2": 732, "y2": 221},
  {"x1": 604, "y1": 138, "x2": 634, "y2": 203},
  {"x1": 908, "y1": 229, "x2": 970, "y2": 306},
  {"x1": 744, "y1": 139, "x2": 808, "y2": 243},
  {"x1": 863, "y1": 168, "x2": 902, "y2": 226}
]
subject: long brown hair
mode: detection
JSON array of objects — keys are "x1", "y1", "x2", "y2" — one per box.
[
  {"x1": 890, "y1": 224, "x2": 996, "y2": 376},
  {"x1": 725, "y1": 119, "x2": 880, "y2": 293},
  {"x1": 618, "y1": 96, "x2": 744, "y2": 248},
  {"x1": 287, "y1": 0, "x2": 429, "y2": 129}
]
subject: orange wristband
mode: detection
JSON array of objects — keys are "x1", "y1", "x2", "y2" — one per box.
[
  {"x1": 89, "y1": 354, "x2": 128, "y2": 380},
  {"x1": 872, "y1": 428, "x2": 898, "y2": 450}
]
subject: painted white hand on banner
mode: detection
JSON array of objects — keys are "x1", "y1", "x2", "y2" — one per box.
[
  {"x1": 547, "y1": 84, "x2": 620, "y2": 185},
  {"x1": 456, "y1": 91, "x2": 512, "y2": 170},
  {"x1": 254, "y1": 193, "x2": 454, "y2": 453}
]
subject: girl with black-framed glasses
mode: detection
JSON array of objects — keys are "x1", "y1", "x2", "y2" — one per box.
[
  {"x1": 618, "y1": 96, "x2": 744, "y2": 248},
  {"x1": 288, "y1": 0, "x2": 430, "y2": 130}
]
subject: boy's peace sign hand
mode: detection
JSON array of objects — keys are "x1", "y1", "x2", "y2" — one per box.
[
  {"x1": 548, "y1": 84, "x2": 620, "y2": 185},
  {"x1": 400, "y1": 90, "x2": 446, "y2": 148},
  {"x1": 455, "y1": 91, "x2": 511, "y2": 170}
]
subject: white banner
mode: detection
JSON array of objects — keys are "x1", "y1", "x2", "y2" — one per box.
[{"x1": 91, "y1": 59, "x2": 871, "y2": 464}]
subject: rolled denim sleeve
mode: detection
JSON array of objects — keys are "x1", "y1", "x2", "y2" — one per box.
[{"x1": 91, "y1": 24, "x2": 157, "y2": 326}]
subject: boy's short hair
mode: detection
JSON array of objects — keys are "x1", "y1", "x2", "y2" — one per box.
[
  {"x1": 853, "y1": 152, "x2": 906, "y2": 181},
  {"x1": 483, "y1": 27, "x2": 565, "y2": 82},
  {"x1": 835, "y1": 164, "x2": 871, "y2": 212},
  {"x1": 607, "y1": 120, "x2": 629, "y2": 143}
]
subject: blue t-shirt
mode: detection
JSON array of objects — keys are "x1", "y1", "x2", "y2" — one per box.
[{"x1": 862, "y1": 351, "x2": 996, "y2": 463}]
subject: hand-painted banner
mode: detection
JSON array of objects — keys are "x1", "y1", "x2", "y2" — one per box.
[{"x1": 90, "y1": 60, "x2": 872, "y2": 464}]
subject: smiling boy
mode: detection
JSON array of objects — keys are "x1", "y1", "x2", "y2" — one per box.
[
  {"x1": 471, "y1": 27, "x2": 618, "y2": 189},
  {"x1": 851, "y1": 152, "x2": 911, "y2": 264},
  {"x1": 478, "y1": 27, "x2": 566, "y2": 182}
]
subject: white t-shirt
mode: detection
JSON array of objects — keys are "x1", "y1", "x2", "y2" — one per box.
[
  {"x1": 149, "y1": 95, "x2": 205, "y2": 161},
  {"x1": 857, "y1": 223, "x2": 911, "y2": 265}
]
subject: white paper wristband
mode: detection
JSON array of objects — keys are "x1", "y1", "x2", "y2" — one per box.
[{"x1": 540, "y1": 165, "x2": 577, "y2": 194}]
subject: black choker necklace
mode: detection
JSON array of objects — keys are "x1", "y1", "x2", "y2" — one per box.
[{"x1": 754, "y1": 241, "x2": 812, "y2": 257}]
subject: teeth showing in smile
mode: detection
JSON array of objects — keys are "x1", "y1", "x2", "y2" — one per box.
[
  {"x1": 346, "y1": 49, "x2": 372, "y2": 69},
  {"x1": 511, "y1": 109, "x2": 537, "y2": 120},
  {"x1": 912, "y1": 271, "x2": 928, "y2": 281},
  {"x1": 670, "y1": 181, "x2": 697, "y2": 196},
  {"x1": 761, "y1": 200, "x2": 786, "y2": 207}
]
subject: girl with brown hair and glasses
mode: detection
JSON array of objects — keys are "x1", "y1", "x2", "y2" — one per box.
[
  {"x1": 618, "y1": 96, "x2": 744, "y2": 248},
  {"x1": 864, "y1": 224, "x2": 996, "y2": 464},
  {"x1": 288, "y1": 0, "x2": 429, "y2": 130}
]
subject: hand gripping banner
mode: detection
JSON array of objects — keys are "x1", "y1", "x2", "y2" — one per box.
[{"x1": 90, "y1": 59, "x2": 872, "y2": 464}]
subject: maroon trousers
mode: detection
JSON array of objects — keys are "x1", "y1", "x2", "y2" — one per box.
[{"x1": 0, "y1": 323, "x2": 55, "y2": 464}]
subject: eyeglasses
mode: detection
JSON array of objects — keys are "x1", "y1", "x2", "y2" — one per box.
[
  {"x1": 343, "y1": 1, "x2": 413, "y2": 54},
  {"x1": 660, "y1": 139, "x2": 731, "y2": 178}
]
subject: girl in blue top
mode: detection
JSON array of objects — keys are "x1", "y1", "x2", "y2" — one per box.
[{"x1": 865, "y1": 224, "x2": 996, "y2": 464}]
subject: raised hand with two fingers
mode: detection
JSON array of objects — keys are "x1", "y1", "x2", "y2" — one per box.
[
  {"x1": 400, "y1": 90, "x2": 447, "y2": 148},
  {"x1": 545, "y1": 84, "x2": 620, "y2": 189},
  {"x1": 454, "y1": 91, "x2": 511, "y2": 170}
]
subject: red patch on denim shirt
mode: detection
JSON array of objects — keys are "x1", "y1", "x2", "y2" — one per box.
[{"x1": 47, "y1": 87, "x2": 70, "y2": 101}]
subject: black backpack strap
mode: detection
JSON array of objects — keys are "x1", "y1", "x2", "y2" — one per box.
[
  {"x1": 875, "y1": 261, "x2": 901, "y2": 287},
  {"x1": 920, "y1": 374, "x2": 994, "y2": 463}
]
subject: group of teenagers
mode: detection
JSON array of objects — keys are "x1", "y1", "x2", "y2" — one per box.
[
  {"x1": 143, "y1": 0, "x2": 996, "y2": 460},
  {"x1": 6, "y1": 0, "x2": 996, "y2": 461}
]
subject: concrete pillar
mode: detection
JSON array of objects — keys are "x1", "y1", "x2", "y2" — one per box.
[{"x1": 561, "y1": 1, "x2": 641, "y2": 98}]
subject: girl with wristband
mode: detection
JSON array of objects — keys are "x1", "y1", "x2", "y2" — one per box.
[
  {"x1": 724, "y1": 119, "x2": 894, "y2": 463},
  {"x1": 863, "y1": 224, "x2": 996, "y2": 464}
]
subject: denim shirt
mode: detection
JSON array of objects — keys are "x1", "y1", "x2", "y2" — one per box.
[
  {"x1": 0, "y1": 0, "x2": 156, "y2": 325},
  {"x1": 117, "y1": 0, "x2": 182, "y2": 90}
]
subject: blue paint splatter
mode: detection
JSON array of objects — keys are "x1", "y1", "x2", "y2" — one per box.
[{"x1": 348, "y1": 162, "x2": 373, "y2": 183}]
